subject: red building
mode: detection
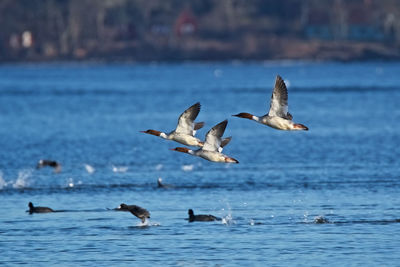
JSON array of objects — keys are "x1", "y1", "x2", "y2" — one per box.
[{"x1": 174, "y1": 8, "x2": 198, "y2": 36}]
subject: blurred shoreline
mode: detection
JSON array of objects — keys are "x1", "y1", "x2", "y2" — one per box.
[
  {"x1": 1, "y1": 0, "x2": 400, "y2": 63},
  {"x1": 2, "y1": 38, "x2": 399, "y2": 64}
]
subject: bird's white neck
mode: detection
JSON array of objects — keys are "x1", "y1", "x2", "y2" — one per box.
[
  {"x1": 252, "y1": 115, "x2": 260, "y2": 122},
  {"x1": 160, "y1": 132, "x2": 168, "y2": 139}
]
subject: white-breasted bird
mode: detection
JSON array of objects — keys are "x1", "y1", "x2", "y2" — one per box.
[
  {"x1": 141, "y1": 102, "x2": 231, "y2": 148},
  {"x1": 170, "y1": 120, "x2": 238, "y2": 163},
  {"x1": 233, "y1": 75, "x2": 308, "y2": 131}
]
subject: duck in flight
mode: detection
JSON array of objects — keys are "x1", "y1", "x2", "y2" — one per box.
[
  {"x1": 117, "y1": 203, "x2": 150, "y2": 223},
  {"x1": 187, "y1": 209, "x2": 221, "y2": 222},
  {"x1": 141, "y1": 102, "x2": 231, "y2": 148},
  {"x1": 233, "y1": 75, "x2": 308, "y2": 131},
  {"x1": 36, "y1": 159, "x2": 62, "y2": 173},
  {"x1": 141, "y1": 102, "x2": 205, "y2": 147},
  {"x1": 28, "y1": 202, "x2": 54, "y2": 214},
  {"x1": 170, "y1": 120, "x2": 238, "y2": 163}
]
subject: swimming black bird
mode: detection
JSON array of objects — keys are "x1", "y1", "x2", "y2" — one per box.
[
  {"x1": 118, "y1": 203, "x2": 150, "y2": 223},
  {"x1": 188, "y1": 209, "x2": 221, "y2": 222},
  {"x1": 28, "y1": 202, "x2": 54, "y2": 214},
  {"x1": 36, "y1": 159, "x2": 62, "y2": 173},
  {"x1": 157, "y1": 178, "x2": 174, "y2": 189},
  {"x1": 314, "y1": 216, "x2": 330, "y2": 224}
]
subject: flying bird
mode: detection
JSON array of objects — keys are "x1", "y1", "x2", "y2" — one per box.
[
  {"x1": 141, "y1": 102, "x2": 231, "y2": 148},
  {"x1": 117, "y1": 203, "x2": 150, "y2": 223},
  {"x1": 170, "y1": 120, "x2": 238, "y2": 163},
  {"x1": 36, "y1": 159, "x2": 62, "y2": 173},
  {"x1": 233, "y1": 75, "x2": 308, "y2": 131},
  {"x1": 141, "y1": 102, "x2": 205, "y2": 147}
]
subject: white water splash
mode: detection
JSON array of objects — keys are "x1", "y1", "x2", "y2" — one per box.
[
  {"x1": 303, "y1": 211, "x2": 309, "y2": 223},
  {"x1": 136, "y1": 218, "x2": 158, "y2": 227},
  {"x1": 155, "y1": 164, "x2": 163, "y2": 171},
  {"x1": 181, "y1": 164, "x2": 194, "y2": 172},
  {"x1": 112, "y1": 165, "x2": 128, "y2": 173},
  {"x1": 220, "y1": 203, "x2": 235, "y2": 225},
  {"x1": 67, "y1": 178, "x2": 74, "y2": 188},
  {"x1": 138, "y1": 218, "x2": 149, "y2": 227},
  {"x1": 84, "y1": 164, "x2": 95, "y2": 174},
  {"x1": 221, "y1": 213, "x2": 235, "y2": 225},
  {"x1": 147, "y1": 221, "x2": 161, "y2": 227},
  {"x1": 66, "y1": 178, "x2": 82, "y2": 188},
  {"x1": 13, "y1": 169, "x2": 33, "y2": 189},
  {"x1": 0, "y1": 171, "x2": 5, "y2": 189}
]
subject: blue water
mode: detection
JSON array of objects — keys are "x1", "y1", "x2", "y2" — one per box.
[{"x1": 1, "y1": 61, "x2": 400, "y2": 266}]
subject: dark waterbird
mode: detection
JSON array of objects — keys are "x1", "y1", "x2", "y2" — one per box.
[
  {"x1": 36, "y1": 159, "x2": 62, "y2": 173},
  {"x1": 117, "y1": 203, "x2": 150, "y2": 223},
  {"x1": 188, "y1": 209, "x2": 221, "y2": 222},
  {"x1": 157, "y1": 178, "x2": 174, "y2": 189},
  {"x1": 28, "y1": 202, "x2": 54, "y2": 214},
  {"x1": 313, "y1": 216, "x2": 330, "y2": 224}
]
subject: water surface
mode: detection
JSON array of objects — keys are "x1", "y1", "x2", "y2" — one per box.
[{"x1": 1, "y1": 61, "x2": 400, "y2": 266}]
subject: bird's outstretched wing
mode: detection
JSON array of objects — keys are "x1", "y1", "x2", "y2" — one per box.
[
  {"x1": 268, "y1": 75, "x2": 292, "y2": 120},
  {"x1": 175, "y1": 102, "x2": 201, "y2": 135},
  {"x1": 202, "y1": 120, "x2": 227, "y2": 152}
]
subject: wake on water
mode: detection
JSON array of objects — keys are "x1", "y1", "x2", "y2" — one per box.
[{"x1": 133, "y1": 218, "x2": 161, "y2": 228}]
